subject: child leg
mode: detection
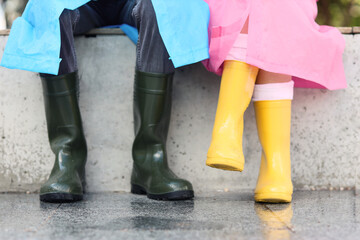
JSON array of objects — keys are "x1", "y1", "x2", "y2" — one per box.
[
  {"x1": 253, "y1": 70, "x2": 294, "y2": 202},
  {"x1": 206, "y1": 24, "x2": 258, "y2": 171},
  {"x1": 206, "y1": 60, "x2": 259, "y2": 171}
]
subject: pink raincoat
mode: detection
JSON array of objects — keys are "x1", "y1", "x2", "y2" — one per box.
[{"x1": 202, "y1": 0, "x2": 346, "y2": 90}]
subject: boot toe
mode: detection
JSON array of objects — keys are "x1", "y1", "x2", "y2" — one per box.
[
  {"x1": 145, "y1": 179, "x2": 194, "y2": 201},
  {"x1": 254, "y1": 184, "x2": 293, "y2": 203},
  {"x1": 206, "y1": 156, "x2": 244, "y2": 171},
  {"x1": 207, "y1": 144, "x2": 245, "y2": 172},
  {"x1": 40, "y1": 181, "x2": 83, "y2": 195},
  {"x1": 40, "y1": 175, "x2": 84, "y2": 203}
]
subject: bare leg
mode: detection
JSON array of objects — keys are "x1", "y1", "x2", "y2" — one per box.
[{"x1": 256, "y1": 70, "x2": 292, "y2": 84}]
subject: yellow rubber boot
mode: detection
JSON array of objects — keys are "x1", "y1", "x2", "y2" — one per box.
[
  {"x1": 254, "y1": 100, "x2": 293, "y2": 202},
  {"x1": 206, "y1": 61, "x2": 259, "y2": 171}
]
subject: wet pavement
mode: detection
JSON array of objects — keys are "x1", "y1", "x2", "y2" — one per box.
[{"x1": 0, "y1": 191, "x2": 359, "y2": 240}]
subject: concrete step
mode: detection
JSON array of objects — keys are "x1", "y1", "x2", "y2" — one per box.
[{"x1": 0, "y1": 33, "x2": 359, "y2": 193}]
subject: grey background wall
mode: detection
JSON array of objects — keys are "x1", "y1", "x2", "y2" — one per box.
[{"x1": 0, "y1": 33, "x2": 359, "y2": 193}]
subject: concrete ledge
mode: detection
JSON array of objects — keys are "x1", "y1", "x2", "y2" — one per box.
[
  {"x1": 0, "y1": 28, "x2": 126, "y2": 36},
  {"x1": 0, "y1": 27, "x2": 359, "y2": 36},
  {"x1": 0, "y1": 33, "x2": 359, "y2": 193},
  {"x1": 338, "y1": 27, "x2": 360, "y2": 34}
]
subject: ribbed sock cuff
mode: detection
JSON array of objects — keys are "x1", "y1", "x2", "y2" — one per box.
[{"x1": 252, "y1": 81, "x2": 294, "y2": 102}]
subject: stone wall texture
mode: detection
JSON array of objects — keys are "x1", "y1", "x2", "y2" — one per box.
[{"x1": 0, "y1": 34, "x2": 359, "y2": 193}]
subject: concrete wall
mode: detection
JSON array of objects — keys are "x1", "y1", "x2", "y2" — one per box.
[{"x1": 0, "y1": 34, "x2": 359, "y2": 193}]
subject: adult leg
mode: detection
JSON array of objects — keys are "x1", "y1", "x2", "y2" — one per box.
[
  {"x1": 39, "y1": 4, "x2": 107, "y2": 202},
  {"x1": 130, "y1": 0, "x2": 194, "y2": 200}
]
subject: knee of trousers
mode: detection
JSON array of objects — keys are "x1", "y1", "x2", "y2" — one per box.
[
  {"x1": 133, "y1": 0, "x2": 157, "y2": 26},
  {"x1": 59, "y1": 9, "x2": 77, "y2": 29}
]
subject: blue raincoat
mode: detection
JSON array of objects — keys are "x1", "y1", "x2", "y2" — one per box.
[
  {"x1": 1, "y1": 0, "x2": 210, "y2": 75},
  {"x1": 151, "y1": 0, "x2": 210, "y2": 68}
]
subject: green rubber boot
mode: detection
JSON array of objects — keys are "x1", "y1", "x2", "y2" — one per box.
[
  {"x1": 39, "y1": 72, "x2": 87, "y2": 203},
  {"x1": 131, "y1": 71, "x2": 194, "y2": 201}
]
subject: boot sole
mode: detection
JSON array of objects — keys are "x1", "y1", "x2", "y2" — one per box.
[
  {"x1": 254, "y1": 192, "x2": 292, "y2": 203},
  {"x1": 40, "y1": 193, "x2": 83, "y2": 203},
  {"x1": 131, "y1": 184, "x2": 194, "y2": 201},
  {"x1": 206, "y1": 157, "x2": 244, "y2": 172}
]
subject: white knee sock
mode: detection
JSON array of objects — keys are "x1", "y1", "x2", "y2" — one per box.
[{"x1": 252, "y1": 81, "x2": 294, "y2": 102}]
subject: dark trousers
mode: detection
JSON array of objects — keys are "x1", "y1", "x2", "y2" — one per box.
[{"x1": 44, "y1": 0, "x2": 174, "y2": 76}]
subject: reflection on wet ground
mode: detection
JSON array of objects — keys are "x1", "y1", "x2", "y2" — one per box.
[
  {"x1": 0, "y1": 191, "x2": 359, "y2": 239},
  {"x1": 255, "y1": 203, "x2": 293, "y2": 240}
]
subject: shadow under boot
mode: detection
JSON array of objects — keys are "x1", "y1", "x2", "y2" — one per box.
[
  {"x1": 131, "y1": 71, "x2": 194, "y2": 201},
  {"x1": 40, "y1": 72, "x2": 87, "y2": 203}
]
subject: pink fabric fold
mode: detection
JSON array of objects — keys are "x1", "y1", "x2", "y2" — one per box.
[
  {"x1": 202, "y1": 0, "x2": 346, "y2": 90},
  {"x1": 225, "y1": 33, "x2": 248, "y2": 62}
]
